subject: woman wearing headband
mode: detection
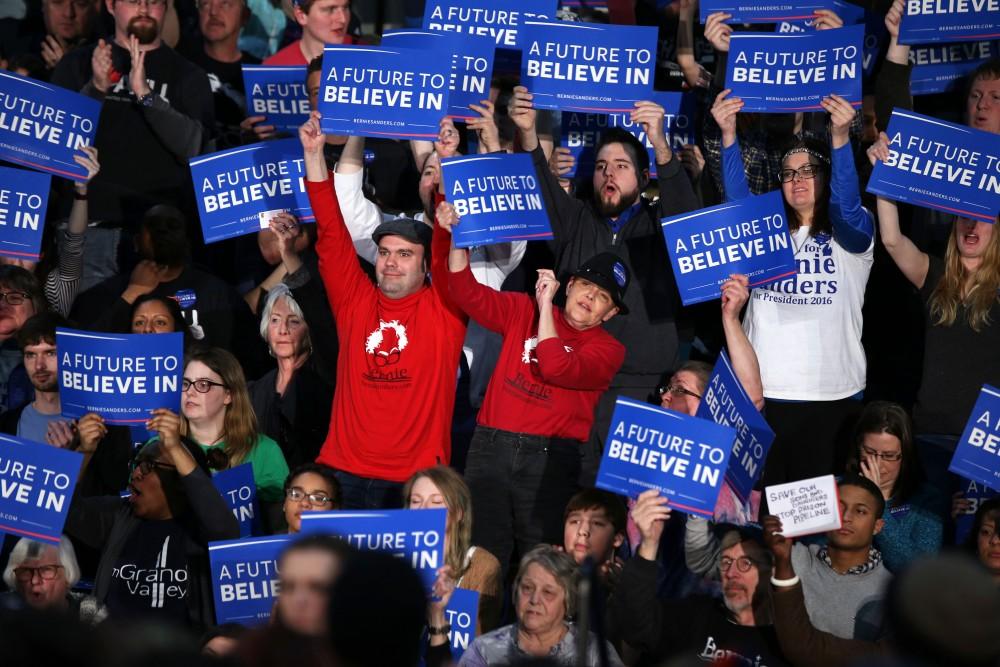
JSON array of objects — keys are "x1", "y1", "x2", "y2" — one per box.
[{"x1": 711, "y1": 90, "x2": 875, "y2": 493}]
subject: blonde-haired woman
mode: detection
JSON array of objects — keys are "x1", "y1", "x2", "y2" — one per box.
[
  {"x1": 178, "y1": 348, "x2": 289, "y2": 506},
  {"x1": 403, "y1": 465, "x2": 502, "y2": 633},
  {"x1": 869, "y1": 134, "x2": 1000, "y2": 455}
]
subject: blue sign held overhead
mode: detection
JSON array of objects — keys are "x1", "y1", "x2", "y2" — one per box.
[
  {"x1": 0, "y1": 433, "x2": 82, "y2": 543},
  {"x1": 381, "y1": 30, "x2": 496, "y2": 121},
  {"x1": 695, "y1": 351, "x2": 774, "y2": 504},
  {"x1": 300, "y1": 509, "x2": 447, "y2": 592},
  {"x1": 595, "y1": 396, "x2": 737, "y2": 517},
  {"x1": 318, "y1": 45, "x2": 451, "y2": 140},
  {"x1": 520, "y1": 21, "x2": 657, "y2": 113},
  {"x1": 57, "y1": 329, "x2": 184, "y2": 425},
  {"x1": 899, "y1": 0, "x2": 1000, "y2": 45},
  {"x1": 0, "y1": 70, "x2": 100, "y2": 180},
  {"x1": 422, "y1": 0, "x2": 557, "y2": 48},
  {"x1": 189, "y1": 138, "x2": 314, "y2": 244},
  {"x1": 561, "y1": 92, "x2": 699, "y2": 179},
  {"x1": 209, "y1": 535, "x2": 289, "y2": 625},
  {"x1": 701, "y1": 0, "x2": 855, "y2": 24},
  {"x1": 867, "y1": 109, "x2": 1000, "y2": 223},
  {"x1": 441, "y1": 153, "x2": 552, "y2": 247},
  {"x1": 0, "y1": 166, "x2": 50, "y2": 262},
  {"x1": 212, "y1": 463, "x2": 258, "y2": 538},
  {"x1": 910, "y1": 41, "x2": 1000, "y2": 96},
  {"x1": 242, "y1": 65, "x2": 310, "y2": 132},
  {"x1": 727, "y1": 24, "x2": 864, "y2": 112},
  {"x1": 949, "y1": 385, "x2": 1000, "y2": 492},
  {"x1": 661, "y1": 190, "x2": 796, "y2": 306}
]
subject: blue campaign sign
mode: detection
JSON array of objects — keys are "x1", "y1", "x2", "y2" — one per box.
[
  {"x1": 702, "y1": 0, "x2": 860, "y2": 23},
  {"x1": 521, "y1": 21, "x2": 657, "y2": 113},
  {"x1": 189, "y1": 138, "x2": 313, "y2": 244},
  {"x1": 0, "y1": 70, "x2": 100, "y2": 180},
  {"x1": 899, "y1": 0, "x2": 1000, "y2": 45},
  {"x1": 727, "y1": 24, "x2": 864, "y2": 112},
  {"x1": 300, "y1": 509, "x2": 447, "y2": 591},
  {"x1": 212, "y1": 464, "x2": 258, "y2": 538},
  {"x1": 441, "y1": 153, "x2": 552, "y2": 247},
  {"x1": 208, "y1": 535, "x2": 288, "y2": 625},
  {"x1": 0, "y1": 166, "x2": 50, "y2": 261},
  {"x1": 242, "y1": 65, "x2": 309, "y2": 132},
  {"x1": 770, "y1": 1, "x2": 866, "y2": 31},
  {"x1": 949, "y1": 385, "x2": 1000, "y2": 492},
  {"x1": 381, "y1": 30, "x2": 495, "y2": 121},
  {"x1": 910, "y1": 41, "x2": 1000, "y2": 95},
  {"x1": 955, "y1": 479, "x2": 999, "y2": 543},
  {"x1": 0, "y1": 433, "x2": 82, "y2": 543},
  {"x1": 867, "y1": 109, "x2": 1000, "y2": 223},
  {"x1": 695, "y1": 351, "x2": 774, "y2": 503},
  {"x1": 444, "y1": 588, "x2": 479, "y2": 661},
  {"x1": 661, "y1": 190, "x2": 796, "y2": 306},
  {"x1": 595, "y1": 396, "x2": 737, "y2": 517},
  {"x1": 423, "y1": 0, "x2": 557, "y2": 48},
  {"x1": 561, "y1": 92, "x2": 699, "y2": 179},
  {"x1": 318, "y1": 45, "x2": 451, "y2": 140},
  {"x1": 56, "y1": 329, "x2": 183, "y2": 425}
]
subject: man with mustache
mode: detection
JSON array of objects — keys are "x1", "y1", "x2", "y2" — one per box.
[
  {"x1": 178, "y1": 0, "x2": 260, "y2": 149},
  {"x1": 51, "y1": 0, "x2": 214, "y2": 225},
  {"x1": 613, "y1": 489, "x2": 789, "y2": 666}
]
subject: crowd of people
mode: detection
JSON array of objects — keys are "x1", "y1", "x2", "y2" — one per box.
[{"x1": 1, "y1": 0, "x2": 1000, "y2": 665}]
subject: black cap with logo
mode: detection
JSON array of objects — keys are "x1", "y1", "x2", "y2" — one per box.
[{"x1": 570, "y1": 252, "x2": 630, "y2": 315}]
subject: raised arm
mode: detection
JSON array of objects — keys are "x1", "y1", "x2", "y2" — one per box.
[
  {"x1": 823, "y1": 94, "x2": 875, "y2": 254},
  {"x1": 710, "y1": 89, "x2": 751, "y2": 201},
  {"x1": 867, "y1": 133, "x2": 930, "y2": 288},
  {"x1": 720, "y1": 274, "x2": 764, "y2": 409},
  {"x1": 334, "y1": 135, "x2": 381, "y2": 264}
]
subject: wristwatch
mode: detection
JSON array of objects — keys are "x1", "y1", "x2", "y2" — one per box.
[
  {"x1": 427, "y1": 624, "x2": 451, "y2": 636},
  {"x1": 137, "y1": 91, "x2": 155, "y2": 107}
]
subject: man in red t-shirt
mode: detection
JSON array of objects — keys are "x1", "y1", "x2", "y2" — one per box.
[
  {"x1": 299, "y1": 112, "x2": 466, "y2": 509},
  {"x1": 437, "y1": 201, "x2": 628, "y2": 575}
]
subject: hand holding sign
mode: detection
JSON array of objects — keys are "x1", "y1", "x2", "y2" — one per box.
[
  {"x1": 632, "y1": 100, "x2": 670, "y2": 163},
  {"x1": 466, "y1": 100, "x2": 500, "y2": 154},
  {"x1": 720, "y1": 274, "x2": 750, "y2": 320},
  {"x1": 711, "y1": 89, "x2": 743, "y2": 147},
  {"x1": 45, "y1": 420, "x2": 76, "y2": 449},
  {"x1": 436, "y1": 118, "x2": 460, "y2": 160},
  {"x1": 509, "y1": 86, "x2": 536, "y2": 135},
  {"x1": 631, "y1": 489, "x2": 672, "y2": 560},
  {"x1": 867, "y1": 131, "x2": 891, "y2": 167},
  {"x1": 299, "y1": 111, "x2": 325, "y2": 158},
  {"x1": 428, "y1": 565, "x2": 457, "y2": 626},
  {"x1": 762, "y1": 515, "x2": 794, "y2": 572},
  {"x1": 704, "y1": 12, "x2": 733, "y2": 53},
  {"x1": 240, "y1": 115, "x2": 277, "y2": 142},
  {"x1": 678, "y1": 144, "x2": 705, "y2": 182},
  {"x1": 884, "y1": 0, "x2": 904, "y2": 40},
  {"x1": 76, "y1": 413, "x2": 106, "y2": 454},
  {"x1": 812, "y1": 9, "x2": 844, "y2": 30},
  {"x1": 822, "y1": 94, "x2": 856, "y2": 149},
  {"x1": 72, "y1": 145, "x2": 100, "y2": 192}
]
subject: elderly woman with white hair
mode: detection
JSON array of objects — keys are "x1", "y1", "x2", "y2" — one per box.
[
  {"x1": 459, "y1": 545, "x2": 624, "y2": 666},
  {"x1": 249, "y1": 283, "x2": 335, "y2": 468},
  {"x1": 1, "y1": 536, "x2": 106, "y2": 624}
]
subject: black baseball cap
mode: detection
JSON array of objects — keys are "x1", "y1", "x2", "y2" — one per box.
[
  {"x1": 570, "y1": 252, "x2": 630, "y2": 315},
  {"x1": 371, "y1": 218, "x2": 433, "y2": 250}
]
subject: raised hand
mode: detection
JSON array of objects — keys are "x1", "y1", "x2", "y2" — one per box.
[
  {"x1": 631, "y1": 489, "x2": 672, "y2": 560},
  {"x1": 821, "y1": 93, "x2": 856, "y2": 149},
  {"x1": 467, "y1": 99, "x2": 501, "y2": 153},
  {"x1": 704, "y1": 12, "x2": 733, "y2": 53},
  {"x1": 534, "y1": 269, "x2": 560, "y2": 308},
  {"x1": 435, "y1": 200, "x2": 460, "y2": 234},
  {"x1": 812, "y1": 9, "x2": 843, "y2": 30},
  {"x1": 711, "y1": 89, "x2": 743, "y2": 147},
  {"x1": 720, "y1": 273, "x2": 749, "y2": 320}
]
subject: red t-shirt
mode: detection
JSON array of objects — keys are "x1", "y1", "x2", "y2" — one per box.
[
  {"x1": 449, "y1": 264, "x2": 624, "y2": 442},
  {"x1": 308, "y1": 179, "x2": 466, "y2": 482},
  {"x1": 263, "y1": 35, "x2": 358, "y2": 65}
]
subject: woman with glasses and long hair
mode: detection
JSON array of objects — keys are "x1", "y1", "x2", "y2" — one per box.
[
  {"x1": 176, "y1": 348, "x2": 289, "y2": 514},
  {"x1": 63, "y1": 407, "x2": 239, "y2": 628},
  {"x1": 712, "y1": 90, "x2": 875, "y2": 491},
  {"x1": 868, "y1": 134, "x2": 1000, "y2": 482},
  {"x1": 844, "y1": 401, "x2": 945, "y2": 572}
]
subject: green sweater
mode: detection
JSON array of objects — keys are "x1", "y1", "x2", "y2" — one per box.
[{"x1": 199, "y1": 434, "x2": 289, "y2": 503}]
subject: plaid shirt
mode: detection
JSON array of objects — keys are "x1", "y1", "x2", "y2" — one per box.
[{"x1": 816, "y1": 546, "x2": 883, "y2": 575}]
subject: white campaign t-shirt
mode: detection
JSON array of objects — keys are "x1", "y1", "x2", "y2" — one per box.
[{"x1": 743, "y1": 226, "x2": 874, "y2": 401}]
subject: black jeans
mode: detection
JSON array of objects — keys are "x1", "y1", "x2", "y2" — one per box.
[{"x1": 464, "y1": 426, "x2": 581, "y2": 580}]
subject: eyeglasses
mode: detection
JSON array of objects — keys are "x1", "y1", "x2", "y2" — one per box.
[
  {"x1": 658, "y1": 383, "x2": 702, "y2": 400},
  {"x1": 286, "y1": 487, "x2": 334, "y2": 505},
  {"x1": 130, "y1": 456, "x2": 177, "y2": 476},
  {"x1": 779, "y1": 164, "x2": 822, "y2": 183},
  {"x1": 182, "y1": 378, "x2": 227, "y2": 393},
  {"x1": 13, "y1": 565, "x2": 64, "y2": 582},
  {"x1": 720, "y1": 556, "x2": 756, "y2": 573},
  {"x1": 118, "y1": 0, "x2": 166, "y2": 7},
  {"x1": 860, "y1": 445, "x2": 902, "y2": 462},
  {"x1": 0, "y1": 291, "x2": 29, "y2": 306}
]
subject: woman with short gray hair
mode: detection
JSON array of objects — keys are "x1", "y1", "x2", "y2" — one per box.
[
  {"x1": 459, "y1": 545, "x2": 623, "y2": 666},
  {"x1": 249, "y1": 283, "x2": 335, "y2": 468}
]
